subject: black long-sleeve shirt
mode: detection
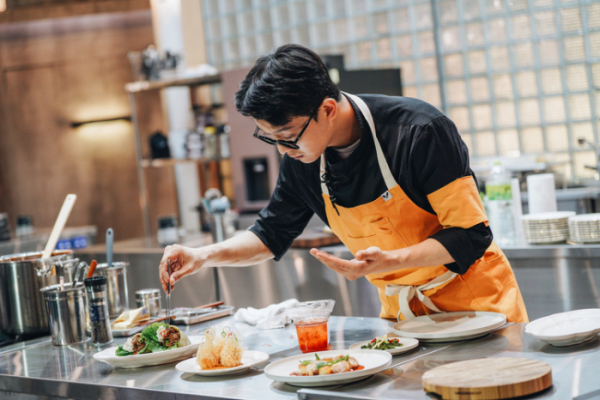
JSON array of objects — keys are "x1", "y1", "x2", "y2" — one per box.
[{"x1": 249, "y1": 94, "x2": 492, "y2": 274}]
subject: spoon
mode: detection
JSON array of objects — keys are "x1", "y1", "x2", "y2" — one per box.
[
  {"x1": 42, "y1": 194, "x2": 77, "y2": 261},
  {"x1": 106, "y1": 228, "x2": 114, "y2": 268}
]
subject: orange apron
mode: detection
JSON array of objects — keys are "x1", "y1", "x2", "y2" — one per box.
[{"x1": 320, "y1": 93, "x2": 528, "y2": 323}]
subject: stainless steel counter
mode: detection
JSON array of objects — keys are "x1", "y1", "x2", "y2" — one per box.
[
  {"x1": 0, "y1": 316, "x2": 599, "y2": 400},
  {"x1": 75, "y1": 236, "x2": 600, "y2": 323}
]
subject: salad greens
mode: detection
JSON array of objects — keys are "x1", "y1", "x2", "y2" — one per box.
[
  {"x1": 299, "y1": 354, "x2": 350, "y2": 367},
  {"x1": 361, "y1": 334, "x2": 403, "y2": 350},
  {"x1": 116, "y1": 323, "x2": 181, "y2": 357}
]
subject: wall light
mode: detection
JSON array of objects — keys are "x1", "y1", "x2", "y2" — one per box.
[{"x1": 70, "y1": 116, "x2": 131, "y2": 128}]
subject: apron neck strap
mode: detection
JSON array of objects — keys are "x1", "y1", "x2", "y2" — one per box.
[{"x1": 320, "y1": 93, "x2": 398, "y2": 195}]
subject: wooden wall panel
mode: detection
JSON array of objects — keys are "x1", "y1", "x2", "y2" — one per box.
[
  {"x1": 1, "y1": 0, "x2": 151, "y2": 24},
  {"x1": 0, "y1": 10, "x2": 178, "y2": 242}
]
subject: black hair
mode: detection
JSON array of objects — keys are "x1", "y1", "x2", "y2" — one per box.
[{"x1": 234, "y1": 44, "x2": 342, "y2": 127}]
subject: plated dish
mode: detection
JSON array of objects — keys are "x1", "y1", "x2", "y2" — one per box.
[
  {"x1": 290, "y1": 353, "x2": 363, "y2": 376},
  {"x1": 525, "y1": 309, "x2": 600, "y2": 347},
  {"x1": 349, "y1": 334, "x2": 419, "y2": 355},
  {"x1": 176, "y1": 351, "x2": 270, "y2": 376},
  {"x1": 175, "y1": 326, "x2": 269, "y2": 376},
  {"x1": 392, "y1": 311, "x2": 507, "y2": 342},
  {"x1": 93, "y1": 336, "x2": 202, "y2": 369},
  {"x1": 115, "y1": 323, "x2": 190, "y2": 356},
  {"x1": 196, "y1": 326, "x2": 244, "y2": 369},
  {"x1": 264, "y1": 349, "x2": 392, "y2": 387}
]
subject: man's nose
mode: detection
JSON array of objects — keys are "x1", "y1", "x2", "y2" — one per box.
[{"x1": 276, "y1": 143, "x2": 291, "y2": 155}]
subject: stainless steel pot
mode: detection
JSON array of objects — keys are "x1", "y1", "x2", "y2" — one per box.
[
  {"x1": 93, "y1": 262, "x2": 129, "y2": 318},
  {"x1": 0, "y1": 251, "x2": 78, "y2": 337}
]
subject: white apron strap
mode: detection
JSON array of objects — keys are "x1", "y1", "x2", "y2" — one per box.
[
  {"x1": 385, "y1": 270, "x2": 458, "y2": 320},
  {"x1": 320, "y1": 93, "x2": 398, "y2": 195}
]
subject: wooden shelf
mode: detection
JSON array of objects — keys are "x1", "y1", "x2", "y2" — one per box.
[
  {"x1": 125, "y1": 72, "x2": 221, "y2": 93},
  {"x1": 140, "y1": 158, "x2": 225, "y2": 168}
]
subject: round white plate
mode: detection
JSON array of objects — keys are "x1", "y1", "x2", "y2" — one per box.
[
  {"x1": 349, "y1": 336, "x2": 419, "y2": 355},
  {"x1": 525, "y1": 309, "x2": 600, "y2": 347},
  {"x1": 521, "y1": 212, "x2": 576, "y2": 221},
  {"x1": 392, "y1": 311, "x2": 507, "y2": 342},
  {"x1": 93, "y1": 336, "x2": 203, "y2": 369},
  {"x1": 175, "y1": 350, "x2": 270, "y2": 376},
  {"x1": 264, "y1": 349, "x2": 392, "y2": 387},
  {"x1": 569, "y1": 213, "x2": 600, "y2": 222}
]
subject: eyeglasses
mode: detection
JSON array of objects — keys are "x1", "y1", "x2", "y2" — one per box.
[{"x1": 253, "y1": 104, "x2": 320, "y2": 150}]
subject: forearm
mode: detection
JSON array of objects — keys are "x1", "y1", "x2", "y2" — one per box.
[
  {"x1": 199, "y1": 231, "x2": 274, "y2": 267},
  {"x1": 388, "y1": 238, "x2": 455, "y2": 270}
]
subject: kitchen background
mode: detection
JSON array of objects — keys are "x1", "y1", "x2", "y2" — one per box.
[{"x1": 1, "y1": 0, "x2": 600, "y2": 243}]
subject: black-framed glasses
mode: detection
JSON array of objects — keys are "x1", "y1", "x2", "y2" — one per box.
[{"x1": 253, "y1": 104, "x2": 320, "y2": 150}]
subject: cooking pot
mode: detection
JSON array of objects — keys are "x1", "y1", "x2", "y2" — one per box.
[{"x1": 0, "y1": 251, "x2": 78, "y2": 338}]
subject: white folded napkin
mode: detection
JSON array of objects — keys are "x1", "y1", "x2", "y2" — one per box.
[{"x1": 234, "y1": 299, "x2": 299, "y2": 330}]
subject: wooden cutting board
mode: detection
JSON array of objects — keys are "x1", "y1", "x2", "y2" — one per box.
[{"x1": 422, "y1": 358, "x2": 552, "y2": 400}]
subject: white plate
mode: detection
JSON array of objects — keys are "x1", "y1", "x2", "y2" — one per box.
[
  {"x1": 525, "y1": 309, "x2": 600, "y2": 347},
  {"x1": 264, "y1": 349, "x2": 392, "y2": 387},
  {"x1": 349, "y1": 335, "x2": 419, "y2": 355},
  {"x1": 175, "y1": 350, "x2": 270, "y2": 376},
  {"x1": 392, "y1": 311, "x2": 507, "y2": 342},
  {"x1": 93, "y1": 335, "x2": 203, "y2": 368},
  {"x1": 521, "y1": 212, "x2": 576, "y2": 221}
]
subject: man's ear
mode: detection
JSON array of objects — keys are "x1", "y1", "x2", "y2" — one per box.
[{"x1": 322, "y1": 98, "x2": 338, "y2": 121}]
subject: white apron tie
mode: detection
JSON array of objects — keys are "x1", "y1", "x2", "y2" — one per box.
[{"x1": 385, "y1": 270, "x2": 458, "y2": 320}]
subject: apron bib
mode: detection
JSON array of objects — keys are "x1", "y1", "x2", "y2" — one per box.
[{"x1": 320, "y1": 93, "x2": 528, "y2": 323}]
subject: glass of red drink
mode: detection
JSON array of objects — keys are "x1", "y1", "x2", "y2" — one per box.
[
  {"x1": 288, "y1": 300, "x2": 334, "y2": 353},
  {"x1": 295, "y1": 317, "x2": 329, "y2": 353}
]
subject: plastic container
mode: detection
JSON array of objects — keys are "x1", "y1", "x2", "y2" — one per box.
[
  {"x1": 287, "y1": 300, "x2": 335, "y2": 353},
  {"x1": 485, "y1": 161, "x2": 516, "y2": 246}
]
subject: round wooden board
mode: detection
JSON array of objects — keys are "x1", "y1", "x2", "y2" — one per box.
[{"x1": 422, "y1": 358, "x2": 552, "y2": 400}]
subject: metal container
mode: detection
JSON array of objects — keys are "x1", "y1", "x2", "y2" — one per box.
[
  {"x1": 40, "y1": 282, "x2": 88, "y2": 346},
  {"x1": 84, "y1": 276, "x2": 113, "y2": 345},
  {"x1": 93, "y1": 262, "x2": 129, "y2": 318},
  {"x1": 0, "y1": 251, "x2": 77, "y2": 338},
  {"x1": 135, "y1": 289, "x2": 161, "y2": 317}
]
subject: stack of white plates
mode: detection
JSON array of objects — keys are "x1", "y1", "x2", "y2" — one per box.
[
  {"x1": 568, "y1": 213, "x2": 600, "y2": 243},
  {"x1": 521, "y1": 212, "x2": 575, "y2": 244},
  {"x1": 525, "y1": 309, "x2": 600, "y2": 347}
]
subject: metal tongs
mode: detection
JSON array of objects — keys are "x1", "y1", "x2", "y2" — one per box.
[{"x1": 166, "y1": 259, "x2": 172, "y2": 327}]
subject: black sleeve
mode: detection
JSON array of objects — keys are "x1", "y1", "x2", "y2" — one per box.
[
  {"x1": 248, "y1": 156, "x2": 315, "y2": 261},
  {"x1": 411, "y1": 116, "x2": 493, "y2": 274},
  {"x1": 431, "y1": 223, "x2": 494, "y2": 274}
]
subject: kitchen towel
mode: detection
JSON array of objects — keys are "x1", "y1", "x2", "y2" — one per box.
[
  {"x1": 527, "y1": 173, "x2": 557, "y2": 214},
  {"x1": 234, "y1": 298, "x2": 299, "y2": 330}
]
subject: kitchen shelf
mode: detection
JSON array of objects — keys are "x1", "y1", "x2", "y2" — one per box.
[
  {"x1": 125, "y1": 72, "x2": 221, "y2": 93},
  {"x1": 140, "y1": 157, "x2": 225, "y2": 168},
  {"x1": 126, "y1": 71, "x2": 223, "y2": 237}
]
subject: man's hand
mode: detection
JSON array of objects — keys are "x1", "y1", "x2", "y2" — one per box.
[
  {"x1": 310, "y1": 246, "x2": 397, "y2": 280},
  {"x1": 159, "y1": 245, "x2": 202, "y2": 292}
]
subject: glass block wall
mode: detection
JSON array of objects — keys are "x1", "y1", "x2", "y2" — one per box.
[{"x1": 202, "y1": 0, "x2": 600, "y2": 181}]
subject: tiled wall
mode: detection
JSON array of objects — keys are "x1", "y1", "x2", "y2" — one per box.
[{"x1": 202, "y1": 0, "x2": 600, "y2": 181}]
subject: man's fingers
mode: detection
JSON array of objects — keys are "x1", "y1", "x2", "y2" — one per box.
[
  {"x1": 313, "y1": 251, "x2": 364, "y2": 273},
  {"x1": 356, "y1": 246, "x2": 381, "y2": 261}
]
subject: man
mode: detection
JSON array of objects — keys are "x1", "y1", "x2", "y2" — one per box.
[{"x1": 159, "y1": 44, "x2": 528, "y2": 322}]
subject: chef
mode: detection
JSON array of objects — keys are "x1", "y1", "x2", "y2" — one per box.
[{"x1": 159, "y1": 44, "x2": 528, "y2": 323}]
